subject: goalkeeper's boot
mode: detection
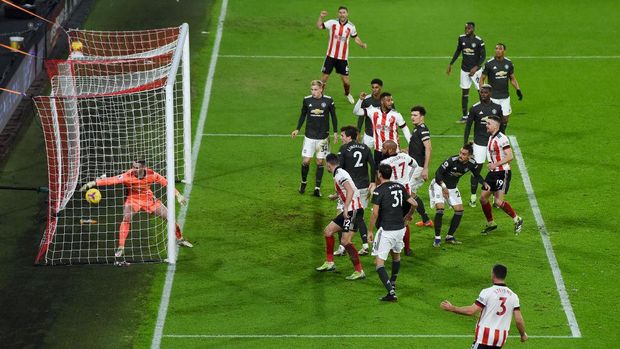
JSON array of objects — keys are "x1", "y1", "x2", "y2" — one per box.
[
  {"x1": 313, "y1": 187, "x2": 322, "y2": 197},
  {"x1": 514, "y1": 216, "x2": 524, "y2": 235},
  {"x1": 345, "y1": 270, "x2": 366, "y2": 280},
  {"x1": 469, "y1": 194, "x2": 477, "y2": 207},
  {"x1": 481, "y1": 222, "x2": 498, "y2": 235},
  {"x1": 177, "y1": 238, "x2": 193, "y2": 248},
  {"x1": 315, "y1": 261, "x2": 336, "y2": 272},
  {"x1": 299, "y1": 181, "x2": 307, "y2": 194},
  {"x1": 346, "y1": 94, "x2": 355, "y2": 104},
  {"x1": 114, "y1": 246, "x2": 125, "y2": 258}
]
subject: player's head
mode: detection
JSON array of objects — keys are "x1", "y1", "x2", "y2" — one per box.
[
  {"x1": 378, "y1": 163, "x2": 392, "y2": 182},
  {"x1": 133, "y1": 160, "x2": 147, "y2": 178},
  {"x1": 381, "y1": 140, "x2": 398, "y2": 156},
  {"x1": 486, "y1": 115, "x2": 501, "y2": 134},
  {"x1": 480, "y1": 84, "x2": 492, "y2": 102},
  {"x1": 340, "y1": 125, "x2": 358, "y2": 144},
  {"x1": 410, "y1": 105, "x2": 426, "y2": 125},
  {"x1": 370, "y1": 78, "x2": 383, "y2": 97},
  {"x1": 465, "y1": 22, "x2": 475, "y2": 35},
  {"x1": 338, "y1": 6, "x2": 348, "y2": 22},
  {"x1": 495, "y1": 43, "x2": 506, "y2": 58},
  {"x1": 325, "y1": 153, "x2": 340, "y2": 173},
  {"x1": 379, "y1": 92, "x2": 393, "y2": 110},
  {"x1": 492, "y1": 264, "x2": 508, "y2": 281},
  {"x1": 310, "y1": 80, "x2": 323, "y2": 98},
  {"x1": 459, "y1": 142, "x2": 474, "y2": 163}
]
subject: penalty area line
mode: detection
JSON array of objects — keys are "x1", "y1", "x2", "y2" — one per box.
[{"x1": 510, "y1": 136, "x2": 581, "y2": 338}]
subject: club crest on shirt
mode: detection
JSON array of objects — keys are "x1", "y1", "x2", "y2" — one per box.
[
  {"x1": 321, "y1": 102, "x2": 326, "y2": 108},
  {"x1": 492, "y1": 109, "x2": 497, "y2": 114},
  {"x1": 472, "y1": 43, "x2": 477, "y2": 48},
  {"x1": 505, "y1": 64, "x2": 509, "y2": 69}
]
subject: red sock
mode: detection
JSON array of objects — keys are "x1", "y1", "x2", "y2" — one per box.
[
  {"x1": 500, "y1": 201, "x2": 517, "y2": 218},
  {"x1": 481, "y1": 202, "x2": 494, "y2": 222},
  {"x1": 344, "y1": 243, "x2": 362, "y2": 272},
  {"x1": 403, "y1": 225, "x2": 411, "y2": 252},
  {"x1": 175, "y1": 224, "x2": 183, "y2": 239},
  {"x1": 119, "y1": 221, "x2": 130, "y2": 248},
  {"x1": 343, "y1": 82, "x2": 351, "y2": 95},
  {"x1": 326, "y1": 236, "x2": 335, "y2": 263}
]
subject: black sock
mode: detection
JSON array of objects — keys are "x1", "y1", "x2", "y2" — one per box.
[
  {"x1": 415, "y1": 196, "x2": 430, "y2": 222},
  {"x1": 390, "y1": 260, "x2": 400, "y2": 285},
  {"x1": 434, "y1": 209, "x2": 444, "y2": 237},
  {"x1": 471, "y1": 164, "x2": 481, "y2": 195},
  {"x1": 376, "y1": 266, "x2": 393, "y2": 293},
  {"x1": 357, "y1": 210, "x2": 368, "y2": 244},
  {"x1": 461, "y1": 93, "x2": 469, "y2": 116},
  {"x1": 448, "y1": 210, "x2": 464, "y2": 236},
  {"x1": 315, "y1": 165, "x2": 324, "y2": 188},
  {"x1": 301, "y1": 163, "x2": 310, "y2": 182}
]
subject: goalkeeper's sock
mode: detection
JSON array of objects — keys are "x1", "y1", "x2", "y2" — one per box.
[
  {"x1": 325, "y1": 235, "x2": 335, "y2": 263},
  {"x1": 462, "y1": 93, "x2": 469, "y2": 116},
  {"x1": 175, "y1": 224, "x2": 182, "y2": 239},
  {"x1": 301, "y1": 163, "x2": 310, "y2": 182},
  {"x1": 119, "y1": 221, "x2": 131, "y2": 248},
  {"x1": 415, "y1": 196, "x2": 430, "y2": 222},
  {"x1": 344, "y1": 243, "x2": 362, "y2": 272},
  {"x1": 315, "y1": 165, "x2": 324, "y2": 188}
]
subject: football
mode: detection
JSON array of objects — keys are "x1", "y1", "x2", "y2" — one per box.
[{"x1": 85, "y1": 188, "x2": 101, "y2": 204}]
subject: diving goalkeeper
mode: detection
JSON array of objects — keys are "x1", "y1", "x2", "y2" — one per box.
[{"x1": 80, "y1": 160, "x2": 193, "y2": 257}]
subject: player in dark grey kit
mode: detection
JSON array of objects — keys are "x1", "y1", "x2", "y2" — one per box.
[
  {"x1": 429, "y1": 143, "x2": 489, "y2": 247},
  {"x1": 408, "y1": 105, "x2": 433, "y2": 228},
  {"x1": 480, "y1": 43, "x2": 523, "y2": 129},
  {"x1": 368, "y1": 164, "x2": 417, "y2": 302},
  {"x1": 447, "y1": 22, "x2": 486, "y2": 123},
  {"x1": 333, "y1": 125, "x2": 376, "y2": 255},
  {"x1": 292, "y1": 80, "x2": 338, "y2": 197},
  {"x1": 356, "y1": 78, "x2": 384, "y2": 149},
  {"x1": 464, "y1": 84, "x2": 502, "y2": 207}
]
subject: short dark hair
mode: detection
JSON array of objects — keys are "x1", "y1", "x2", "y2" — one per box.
[
  {"x1": 463, "y1": 142, "x2": 474, "y2": 155},
  {"x1": 134, "y1": 159, "x2": 146, "y2": 166},
  {"x1": 411, "y1": 105, "x2": 426, "y2": 116},
  {"x1": 496, "y1": 42, "x2": 506, "y2": 50},
  {"x1": 379, "y1": 92, "x2": 392, "y2": 100},
  {"x1": 338, "y1": 6, "x2": 348, "y2": 12},
  {"x1": 378, "y1": 164, "x2": 392, "y2": 180},
  {"x1": 466, "y1": 21, "x2": 475, "y2": 27},
  {"x1": 487, "y1": 115, "x2": 501, "y2": 123},
  {"x1": 493, "y1": 264, "x2": 508, "y2": 279},
  {"x1": 481, "y1": 84, "x2": 492, "y2": 91},
  {"x1": 340, "y1": 125, "x2": 358, "y2": 140},
  {"x1": 326, "y1": 153, "x2": 339, "y2": 166},
  {"x1": 370, "y1": 78, "x2": 383, "y2": 86}
]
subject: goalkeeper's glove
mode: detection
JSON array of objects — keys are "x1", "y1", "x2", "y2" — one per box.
[
  {"x1": 516, "y1": 89, "x2": 523, "y2": 101},
  {"x1": 80, "y1": 181, "x2": 96, "y2": 192},
  {"x1": 176, "y1": 193, "x2": 187, "y2": 206}
]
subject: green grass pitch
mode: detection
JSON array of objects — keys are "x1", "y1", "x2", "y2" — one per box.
[{"x1": 0, "y1": 0, "x2": 619, "y2": 348}]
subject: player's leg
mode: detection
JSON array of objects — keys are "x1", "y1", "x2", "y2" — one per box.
[
  {"x1": 316, "y1": 221, "x2": 340, "y2": 271},
  {"x1": 300, "y1": 137, "x2": 316, "y2": 194},
  {"x1": 429, "y1": 180, "x2": 445, "y2": 247},
  {"x1": 336, "y1": 59, "x2": 354, "y2": 104},
  {"x1": 493, "y1": 171, "x2": 523, "y2": 233},
  {"x1": 116, "y1": 203, "x2": 135, "y2": 257},
  {"x1": 445, "y1": 192, "x2": 464, "y2": 244},
  {"x1": 389, "y1": 250, "x2": 401, "y2": 292},
  {"x1": 480, "y1": 173, "x2": 498, "y2": 234},
  {"x1": 320, "y1": 56, "x2": 334, "y2": 91},
  {"x1": 355, "y1": 201, "x2": 369, "y2": 254},
  {"x1": 413, "y1": 191, "x2": 433, "y2": 228},
  {"x1": 372, "y1": 228, "x2": 398, "y2": 301},
  {"x1": 314, "y1": 139, "x2": 329, "y2": 197},
  {"x1": 470, "y1": 144, "x2": 486, "y2": 206},
  {"x1": 341, "y1": 210, "x2": 365, "y2": 279},
  {"x1": 457, "y1": 70, "x2": 472, "y2": 122},
  {"x1": 152, "y1": 203, "x2": 193, "y2": 247}
]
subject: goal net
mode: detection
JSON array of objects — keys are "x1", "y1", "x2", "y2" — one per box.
[{"x1": 33, "y1": 24, "x2": 191, "y2": 265}]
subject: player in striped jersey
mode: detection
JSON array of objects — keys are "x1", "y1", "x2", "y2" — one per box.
[
  {"x1": 480, "y1": 116, "x2": 524, "y2": 234},
  {"x1": 356, "y1": 78, "x2": 385, "y2": 149},
  {"x1": 315, "y1": 154, "x2": 366, "y2": 280},
  {"x1": 353, "y1": 92, "x2": 411, "y2": 165},
  {"x1": 380, "y1": 140, "x2": 418, "y2": 256},
  {"x1": 317, "y1": 7, "x2": 367, "y2": 104},
  {"x1": 441, "y1": 264, "x2": 528, "y2": 348}
]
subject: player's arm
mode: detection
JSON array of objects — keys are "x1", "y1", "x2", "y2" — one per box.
[
  {"x1": 475, "y1": 41, "x2": 486, "y2": 72},
  {"x1": 352, "y1": 93, "x2": 367, "y2": 116},
  {"x1": 489, "y1": 146, "x2": 513, "y2": 171},
  {"x1": 440, "y1": 300, "x2": 482, "y2": 316},
  {"x1": 421, "y1": 138, "x2": 431, "y2": 180},
  {"x1": 397, "y1": 114, "x2": 411, "y2": 144},
  {"x1": 368, "y1": 149, "x2": 377, "y2": 184},
  {"x1": 292, "y1": 101, "x2": 308, "y2": 138},
  {"x1": 81, "y1": 172, "x2": 124, "y2": 191},
  {"x1": 435, "y1": 161, "x2": 450, "y2": 197},
  {"x1": 514, "y1": 309, "x2": 528, "y2": 342},
  {"x1": 471, "y1": 162, "x2": 490, "y2": 191},
  {"x1": 463, "y1": 107, "x2": 474, "y2": 144},
  {"x1": 404, "y1": 194, "x2": 416, "y2": 222},
  {"x1": 447, "y1": 38, "x2": 462, "y2": 75},
  {"x1": 153, "y1": 172, "x2": 187, "y2": 205},
  {"x1": 510, "y1": 73, "x2": 523, "y2": 100},
  {"x1": 368, "y1": 203, "x2": 379, "y2": 242},
  {"x1": 353, "y1": 35, "x2": 367, "y2": 49},
  {"x1": 342, "y1": 180, "x2": 355, "y2": 219},
  {"x1": 316, "y1": 10, "x2": 327, "y2": 29},
  {"x1": 330, "y1": 100, "x2": 338, "y2": 143}
]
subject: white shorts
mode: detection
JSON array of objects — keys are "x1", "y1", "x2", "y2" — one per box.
[
  {"x1": 491, "y1": 97, "x2": 512, "y2": 116},
  {"x1": 371, "y1": 227, "x2": 405, "y2": 260},
  {"x1": 359, "y1": 187, "x2": 371, "y2": 208},
  {"x1": 429, "y1": 179, "x2": 463, "y2": 207},
  {"x1": 362, "y1": 134, "x2": 374, "y2": 150},
  {"x1": 460, "y1": 69, "x2": 482, "y2": 90},
  {"x1": 473, "y1": 143, "x2": 487, "y2": 164},
  {"x1": 409, "y1": 166, "x2": 425, "y2": 193},
  {"x1": 301, "y1": 136, "x2": 329, "y2": 159}
]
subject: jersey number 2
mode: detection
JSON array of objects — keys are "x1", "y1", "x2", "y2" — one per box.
[{"x1": 353, "y1": 151, "x2": 364, "y2": 168}]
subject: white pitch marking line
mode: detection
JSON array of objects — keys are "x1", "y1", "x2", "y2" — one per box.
[
  {"x1": 202, "y1": 133, "x2": 463, "y2": 138},
  {"x1": 150, "y1": 1, "x2": 230, "y2": 349},
  {"x1": 510, "y1": 136, "x2": 582, "y2": 338},
  {"x1": 219, "y1": 54, "x2": 620, "y2": 60},
  {"x1": 162, "y1": 334, "x2": 577, "y2": 339}
]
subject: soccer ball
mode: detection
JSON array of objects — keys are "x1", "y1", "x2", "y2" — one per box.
[{"x1": 85, "y1": 188, "x2": 101, "y2": 204}]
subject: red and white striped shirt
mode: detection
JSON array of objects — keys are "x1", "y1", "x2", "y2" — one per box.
[
  {"x1": 474, "y1": 284, "x2": 521, "y2": 347},
  {"x1": 380, "y1": 153, "x2": 418, "y2": 194},
  {"x1": 358, "y1": 106, "x2": 407, "y2": 152},
  {"x1": 333, "y1": 167, "x2": 362, "y2": 212},
  {"x1": 322, "y1": 19, "x2": 357, "y2": 60},
  {"x1": 487, "y1": 131, "x2": 511, "y2": 171}
]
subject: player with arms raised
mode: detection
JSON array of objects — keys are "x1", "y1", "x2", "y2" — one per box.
[{"x1": 80, "y1": 160, "x2": 192, "y2": 258}]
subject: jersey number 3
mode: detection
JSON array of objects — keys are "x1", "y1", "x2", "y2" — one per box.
[{"x1": 496, "y1": 296, "x2": 507, "y2": 316}]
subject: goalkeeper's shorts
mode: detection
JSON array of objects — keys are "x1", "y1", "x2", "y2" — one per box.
[{"x1": 126, "y1": 195, "x2": 161, "y2": 213}]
